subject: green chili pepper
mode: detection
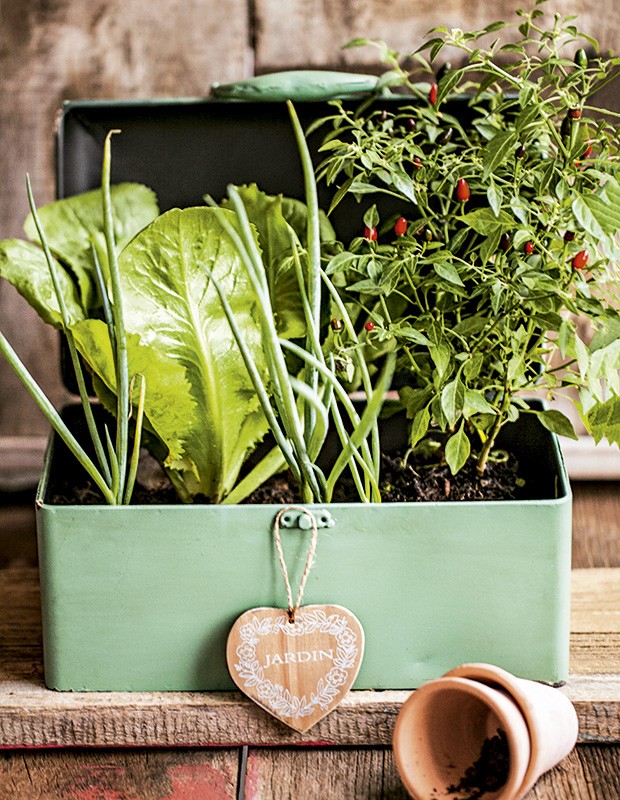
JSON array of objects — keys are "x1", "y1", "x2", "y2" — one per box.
[
  {"x1": 575, "y1": 48, "x2": 588, "y2": 68},
  {"x1": 437, "y1": 127, "x2": 454, "y2": 145}
]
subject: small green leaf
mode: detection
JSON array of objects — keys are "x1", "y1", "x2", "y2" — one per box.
[
  {"x1": 390, "y1": 168, "x2": 417, "y2": 203},
  {"x1": 572, "y1": 194, "x2": 607, "y2": 240},
  {"x1": 441, "y1": 377, "x2": 465, "y2": 428},
  {"x1": 507, "y1": 351, "x2": 525, "y2": 382},
  {"x1": 531, "y1": 409, "x2": 579, "y2": 440},
  {"x1": 482, "y1": 130, "x2": 518, "y2": 179},
  {"x1": 433, "y1": 261, "x2": 464, "y2": 286},
  {"x1": 429, "y1": 343, "x2": 452, "y2": 381},
  {"x1": 445, "y1": 425, "x2": 471, "y2": 474},
  {"x1": 461, "y1": 208, "x2": 515, "y2": 235},
  {"x1": 394, "y1": 325, "x2": 431, "y2": 345},
  {"x1": 582, "y1": 188, "x2": 620, "y2": 236},
  {"x1": 586, "y1": 395, "x2": 620, "y2": 445},
  {"x1": 464, "y1": 389, "x2": 496, "y2": 416},
  {"x1": 363, "y1": 204, "x2": 380, "y2": 229},
  {"x1": 410, "y1": 406, "x2": 431, "y2": 448},
  {"x1": 487, "y1": 180, "x2": 504, "y2": 217}
]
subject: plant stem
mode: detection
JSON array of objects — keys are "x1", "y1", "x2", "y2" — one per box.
[
  {"x1": 287, "y1": 100, "x2": 322, "y2": 444},
  {"x1": 101, "y1": 130, "x2": 129, "y2": 503},
  {"x1": 25, "y1": 175, "x2": 113, "y2": 487},
  {"x1": 0, "y1": 331, "x2": 116, "y2": 504},
  {"x1": 476, "y1": 387, "x2": 511, "y2": 475}
]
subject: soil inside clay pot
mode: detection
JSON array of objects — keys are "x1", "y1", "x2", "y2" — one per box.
[{"x1": 442, "y1": 728, "x2": 510, "y2": 800}]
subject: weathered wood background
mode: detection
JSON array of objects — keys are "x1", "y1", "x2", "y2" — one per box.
[{"x1": 1, "y1": 0, "x2": 619, "y2": 436}]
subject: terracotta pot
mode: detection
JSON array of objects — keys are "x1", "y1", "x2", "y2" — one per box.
[
  {"x1": 393, "y1": 663, "x2": 578, "y2": 800},
  {"x1": 445, "y1": 663, "x2": 579, "y2": 796},
  {"x1": 393, "y1": 676, "x2": 531, "y2": 800}
]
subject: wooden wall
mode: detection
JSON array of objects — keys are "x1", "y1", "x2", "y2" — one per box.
[{"x1": 0, "y1": 0, "x2": 618, "y2": 436}]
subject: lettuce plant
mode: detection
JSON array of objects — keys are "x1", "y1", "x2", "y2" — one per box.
[
  {"x1": 0, "y1": 181, "x2": 309, "y2": 503},
  {"x1": 0, "y1": 106, "x2": 394, "y2": 504}
]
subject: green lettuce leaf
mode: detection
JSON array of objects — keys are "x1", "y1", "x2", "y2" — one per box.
[
  {"x1": 219, "y1": 185, "x2": 306, "y2": 339},
  {"x1": 24, "y1": 183, "x2": 159, "y2": 312},
  {"x1": 218, "y1": 185, "x2": 335, "y2": 339},
  {"x1": 111, "y1": 206, "x2": 272, "y2": 502},
  {"x1": 70, "y1": 319, "x2": 196, "y2": 465},
  {"x1": 0, "y1": 239, "x2": 85, "y2": 327}
]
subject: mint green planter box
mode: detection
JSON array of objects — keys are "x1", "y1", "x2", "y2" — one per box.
[{"x1": 36, "y1": 411, "x2": 572, "y2": 692}]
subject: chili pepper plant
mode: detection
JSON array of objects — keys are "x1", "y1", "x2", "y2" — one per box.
[{"x1": 315, "y1": 1, "x2": 620, "y2": 476}]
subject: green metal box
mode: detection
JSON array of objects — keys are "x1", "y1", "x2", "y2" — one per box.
[
  {"x1": 36, "y1": 98, "x2": 572, "y2": 691},
  {"x1": 37, "y1": 410, "x2": 572, "y2": 691}
]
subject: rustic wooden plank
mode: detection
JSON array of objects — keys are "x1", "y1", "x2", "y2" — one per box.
[
  {"x1": 0, "y1": 745, "x2": 617, "y2": 800},
  {"x1": 244, "y1": 746, "x2": 408, "y2": 799},
  {"x1": 253, "y1": 0, "x2": 620, "y2": 71},
  {"x1": 572, "y1": 484, "x2": 620, "y2": 569},
  {"x1": 0, "y1": 748, "x2": 240, "y2": 800},
  {"x1": 0, "y1": 566, "x2": 619, "y2": 747},
  {"x1": 526, "y1": 744, "x2": 620, "y2": 799},
  {"x1": 0, "y1": 0, "x2": 251, "y2": 438},
  {"x1": 243, "y1": 744, "x2": 620, "y2": 800}
]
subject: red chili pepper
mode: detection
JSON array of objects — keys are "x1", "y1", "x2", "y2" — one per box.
[
  {"x1": 582, "y1": 144, "x2": 593, "y2": 159},
  {"x1": 364, "y1": 226, "x2": 378, "y2": 241},
  {"x1": 364, "y1": 321, "x2": 375, "y2": 332},
  {"x1": 525, "y1": 241, "x2": 535, "y2": 255},
  {"x1": 572, "y1": 249, "x2": 589, "y2": 270},
  {"x1": 569, "y1": 108, "x2": 582, "y2": 120},
  {"x1": 412, "y1": 156, "x2": 422, "y2": 170},
  {"x1": 456, "y1": 178, "x2": 470, "y2": 202},
  {"x1": 394, "y1": 217, "x2": 408, "y2": 236},
  {"x1": 429, "y1": 83, "x2": 438, "y2": 106}
]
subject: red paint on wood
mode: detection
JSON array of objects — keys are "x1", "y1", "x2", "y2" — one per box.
[
  {"x1": 69, "y1": 789, "x2": 135, "y2": 800},
  {"x1": 243, "y1": 752, "x2": 261, "y2": 800},
  {"x1": 165, "y1": 763, "x2": 234, "y2": 800}
]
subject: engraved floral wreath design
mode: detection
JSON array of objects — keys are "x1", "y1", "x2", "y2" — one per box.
[{"x1": 234, "y1": 608, "x2": 359, "y2": 719}]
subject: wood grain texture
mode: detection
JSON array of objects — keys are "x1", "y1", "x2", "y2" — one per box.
[
  {"x1": 226, "y1": 605, "x2": 364, "y2": 732},
  {"x1": 572, "y1": 483, "x2": 620, "y2": 569},
  {"x1": 253, "y1": 0, "x2": 620, "y2": 70},
  {"x1": 526, "y1": 744, "x2": 620, "y2": 799},
  {"x1": 244, "y1": 746, "x2": 408, "y2": 799},
  {"x1": 242, "y1": 745, "x2": 620, "y2": 800},
  {"x1": 0, "y1": 0, "x2": 251, "y2": 436},
  {"x1": 0, "y1": 566, "x2": 619, "y2": 747},
  {"x1": 0, "y1": 749, "x2": 239, "y2": 800}
]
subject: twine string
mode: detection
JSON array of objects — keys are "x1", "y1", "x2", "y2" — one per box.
[{"x1": 273, "y1": 505, "x2": 319, "y2": 624}]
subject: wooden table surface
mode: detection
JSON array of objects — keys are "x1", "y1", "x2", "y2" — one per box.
[{"x1": 1, "y1": 482, "x2": 619, "y2": 799}]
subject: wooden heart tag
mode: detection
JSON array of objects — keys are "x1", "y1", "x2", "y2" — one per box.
[
  {"x1": 227, "y1": 604, "x2": 364, "y2": 732},
  {"x1": 226, "y1": 506, "x2": 365, "y2": 732}
]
